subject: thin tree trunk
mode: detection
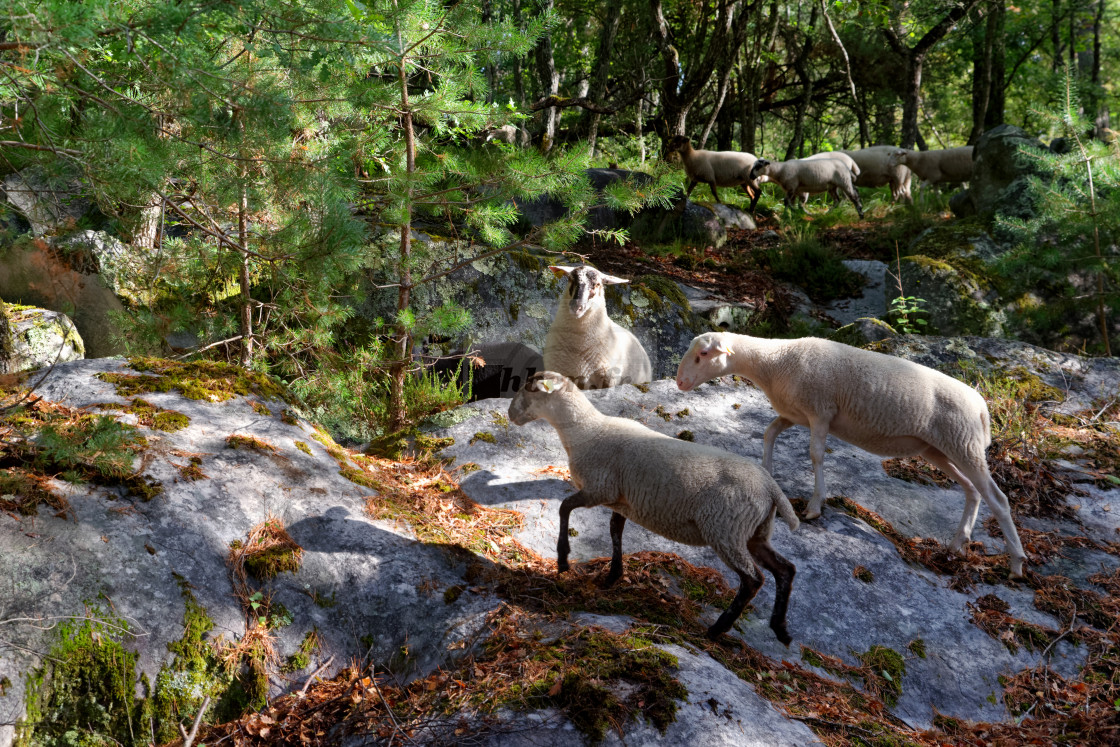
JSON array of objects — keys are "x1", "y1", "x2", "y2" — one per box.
[
  {"x1": 513, "y1": 0, "x2": 525, "y2": 107},
  {"x1": 583, "y1": 0, "x2": 623, "y2": 155},
  {"x1": 985, "y1": 1, "x2": 1006, "y2": 130},
  {"x1": 534, "y1": 0, "x2": 560, "y2": 152},
  {"x1": 1052, "y1": 0, "x2": 1063, "y2": 71},
  {"x1": 238, "y1": 168, "x2": 252, "y2": 366},
  {"x1": 698, "y1": 65, "x2": 733, "y2": 149},
  {"x1": 483, "y1": 0, "x2": 496, "y2": 104},
  {"x1": 819, "y1": 0, "x2": 869, "y2": 147},
  {"x1": 969, "y1": 4, "x2": 995, "y2": 144},
  {"x1": 389, "y1": 12, "x2": 416, "y2": 432}
]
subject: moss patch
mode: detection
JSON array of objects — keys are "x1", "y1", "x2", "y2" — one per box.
[
  {"x1": 232, "y1": 516, "x2": 304, "y2": 582},
  {"x1": 176, "y1": 457, "x2": 207, "y2": 482},
  {"x1": 282, "y1": 631, "x2": 321, "y2": 673},
  {"x1": 857, "y1": 645, "x2": 905, "y2": 707},
  {"x1": 294, "y1": 440, "x2": 313, "y2": 456},
  {"x1": 469, "y1": 431, "x2": 496, "y2": 445},
  {"x1": 226, "y1": 434, "x2": 279, "y2": 454},
  {"x1": 97, "y1": 357, "x2": 289, "y2": 403},
  {"x1": 249, "y1": 401, "x2": 272, "y2": 417}
]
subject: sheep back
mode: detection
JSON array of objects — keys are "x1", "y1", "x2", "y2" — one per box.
[
  {"x1": 543, "y1": 320, "x2": 651, "y2": 388},
  {"x1": 566, "y1": 417, "x2": 795, "y2": 540}
]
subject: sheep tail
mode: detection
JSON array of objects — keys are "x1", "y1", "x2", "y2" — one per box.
[{"x1": 774, "y1": 490, "x2": 800, "y2": 531}]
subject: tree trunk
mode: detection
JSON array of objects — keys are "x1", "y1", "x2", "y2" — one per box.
[
  {"x1": 483, "y1": 0, "x2": 496, "y2": 104},
  {"x1": 820, "y1": 0, "x2": 869, "y2": 147},
  {"x1": 238, "y1": 171, "x2": 253, "y2": 367},
  {"x1": 698, "y1": 64, "x2": 733, "y2": 149},
  {"x1": 1052, "y1": 0, "x2": 1063, "y2": 71},
  {"x1": 583, "y1": 0, "x2": 623, "y2": 155},
  {"x1": 512, "y1": 0, "x2": 525, "y2": 107},
  {"x1": 968, "y1": 5, "x2": 995, "y2": 144},
  {"x1": 985, "y1": 1, "x2": 1006, "y2": 130},
  {"x1": 784, "y1": 12, "x2": 817, "y2": 160},
  {"x1": 534, "y1": 0, "x2": 560, "y2": 152}
]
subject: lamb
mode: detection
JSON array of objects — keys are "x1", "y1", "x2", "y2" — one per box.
[
  {"x1": 796, "y1": 151, "x2": 861, "y2": 205},
  {"x1": 663, "y1": 135, "x2": 762, "y2": 213},
  {"x1": 483, "y1": 124, "x2": 518, "y2": 144},
  {"x1": 509, "y1": 371, "x2": 800, "y2": 642},
  {"x1": 543, "y1": 265, "x2": 652, "y2": 389},
  {"x1": 749, "y1": 157, "x2": 864, "y2": 218},
  {"x1": 675, "y1": 332, "x2": 1028, "y2": 579},
  {"x1": 886, "y1": 146, "x2": 974, "y2": 187},
  {"x1": 841, "y1": 145, "x2": 913, "y2": 203}
]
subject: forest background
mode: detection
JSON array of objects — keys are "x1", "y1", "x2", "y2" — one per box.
[{"x1": 0, "y1": 0, "x2": 1117, "y2": 441}]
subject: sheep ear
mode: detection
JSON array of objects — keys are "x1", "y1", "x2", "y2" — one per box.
[
  {"x1": 549, "y1": 265, "x2": 577, "y2": 278},
  {"x1": 701, "y1": 337, "x2": 733, "y2": 356},
  {"x1": 538, "y1": 378, "x2": 559, "y2": 393},
  {"x1": 598, "y1": 272, "x2": 629, "y2": 285}
]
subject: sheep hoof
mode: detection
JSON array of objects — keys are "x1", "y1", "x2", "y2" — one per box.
[
  {"x1": 773, "y1": 626, "x2": 792, "y2": 647},
  {"x1": 1009, "y1": 561, "x2": 1027, "y2": 580},
  {"x1": 599, "y1": 572, "x2": 621, "y2": 589},
  {"x1": 557, "y1": 559, "x2": 570, "y2": 573},
  {"x1": 803, "y1": 508, "x2": 822, "y2": 520}
]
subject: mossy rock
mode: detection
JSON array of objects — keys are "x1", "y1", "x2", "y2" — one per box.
[
  {"x1": 829, "y1": 317, "x2": 898, "y2": 347},
  {"x1": 898, "y1": 253, "x2": 1006, "y2": 337}
]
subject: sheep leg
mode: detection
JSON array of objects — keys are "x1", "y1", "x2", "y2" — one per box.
[
  {"x1": 948, "y1": 455, "x2": 1028, "y2": 579},
  {"x1": 602, "y1": 511, "x2": 626, "y2": 588},
  {"x1": 762, "y1": 416, "x2": 794, "y2": 474},
  {"x1": 804, "y1": 418, "x2": 833, "y2": 520},
  {"x1": 842, "y1": 183, "x2": 864, "y2": 219},
  {"x1": 745, "y1": 185, "x2": 761, "y2": 214},
  {"x1": 749, "y1": 524, "x2": 796, "y2": 646},
  {"x1": 920, "y1": 447, "x2": 982, "y2": 554},
  {"x1": 556, "y1": 490, "x2": 597, "y2": 573},
  {"x1": 707, "y1": 559, "x2": 764, "y2": 640},
  {"x1": 709, "y1": 184, "x2": 723, "y2": 204}
]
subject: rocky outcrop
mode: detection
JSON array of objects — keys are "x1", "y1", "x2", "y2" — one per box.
[
  {"x1": 359, "y1": 243, "x2": 713, "y2": 385},
  {"x1": 2, "y1": 167, "x2": 93, "y2": 237},
  {"x1": 517, "y1": 168, "x2": 756, "y2": 248},
  {"x1": 0, "y1": 304, "x2": 84, "y2": 374},
  {"x1": 1, "y1": 340, "x2": 1116, "y2": 745},
  {"x1": 898, "y1": 221, "x2": 1007, "y2": 337},
  {"x1": 951, "y1": 125, "x2": 1049, "y2": 222}
]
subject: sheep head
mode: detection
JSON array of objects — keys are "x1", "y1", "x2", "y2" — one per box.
[
  {"x1": 676, "y1": 333, "x2": 734, "y2": 392},
  {"x1": 748, "y1": 158, "x2": 772, "y2": 182},
  {"x1": 664, "y1": 135, "x2": 692, "y2": 155},
  {"x1": 508, "y1": 371, "x2": 578, "y2": 426},
  {"x1": 886, "y1": 149, "x2": 910, "y2": 168},
  {"x1": 549, "y1": 265, "x2": 628, "y2": 319}
]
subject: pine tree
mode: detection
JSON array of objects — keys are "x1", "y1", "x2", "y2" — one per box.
[{"x1": 997, "y1": 68, "x2": 1118, "y2": 356}]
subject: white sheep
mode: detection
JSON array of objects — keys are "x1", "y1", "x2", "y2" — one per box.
[
  {"x1": 509, "y1": 371, "x2": 800, "y2": 642},
  {"x1": 664, "y1": 135, "x2": 762, "y2": 213},
  {"x1": 675, "y1": 332, "x2": 1027, "y2": 579},
  {"x1": 841, "y1": 145, "x2": 913, "y2": 203},
  {"x1": 796, "y1": 151, "x2": 861, "y2": 205},
  {"x1": 483, "y1": 124, "x2": 519, "y2": 144},
  {"x1": 543, "y1": 265, "x2": 652, "y2": 389},
  {"x1": 887, "y1": 146, "x2": 974, "y2": 187},
  {"x1": 749, "y1": 157, "x2": 864, "y2": 218}
]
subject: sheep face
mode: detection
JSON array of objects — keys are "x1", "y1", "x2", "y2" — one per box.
[
  {"x1": 675, "y1": 333, "x2": 734, "y2": 391},
  {"x1": 549, "y1": 265, "x2": 629, "y2": 319},
  {"x1": 508, "y1": 371, "x2": 575, "y2": 425},
  {"x1": 664, "y1": 135, "x2": 692, "y2": 156},
  {"x1": 886, "y1": 149, "x2": 909, "y2": 168},
  {"x1": 748, "y1": 159, "x2": 771, "y2": 183}
]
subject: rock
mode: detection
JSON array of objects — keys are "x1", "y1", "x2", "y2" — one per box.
[
  {"x1": 516, "y1": 168, "x2": 755, "y2": 248},
  {"x1": 0, "y1": 304, "x2": 84, "y2": 373},
  {"x1": 0, "y1": 239, "x2": 128, "y2": 357},
  {"x1": 2, "y1": 167, "x2": 93, "y2": 236},
  {"x1": 52, "y1": 230, "x2": 137, "y2": 302},
  {"x1": 899, "y1": 221, "x2": 1008, "y2": 337},
  {"x1": 358, "y1": 243, "x2": 712, "y2": 383},
  {"x1": 433, "y1": 372, "x2": 1101, "y2": 731},
  {"x1": 823, "y1": 260, "x2": 888, "y2": 327},
  {"x1": 948, "y1": 188, "x2": 976, "y2": 219},
  {"x1": 829, "y1": 316, "x2": 898, "y2": 347},
  {"x1": 969, "y1": 125, "x2": 1050, "y2": 221},
  {"x1": 0, "y1": 358, "x2": 499, "y2": 747},
  {"x1": 678, "y1": 284, "x2": 760, "y2": 332}
]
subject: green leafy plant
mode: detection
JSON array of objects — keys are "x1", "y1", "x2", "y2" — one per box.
[{"x1": 888, "y1": 242, "x2": 928, "y2": 334}]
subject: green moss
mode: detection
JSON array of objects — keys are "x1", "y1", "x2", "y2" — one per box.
[
  {"x1": 458, "y1": 462, "x2": 481, "y2": 474},
  {"x1": 654, "y1": 405, "x2": 672, "y2": 421},
  {"x1": 294, "y1": 440, "x2": 312, "y2": 455},
  {"x1": 366, "y1": 430, "x2": 411, "y2": 459},
  {"x1": 249, "y1": 401, "x2": 272, "y2": 417},
  {"x1": 907, "y1": 639, "x2": 927, "y2": 659},
  {"x1": 122, "y1": 473, "x2": 163, "y2": 502},
  {"x1": 152, "y1": 411, "x2": 190, "y2": 432},
  {"x1": 634, "y1": 274, "x2": 691, "y2": 313},
  {"x1": 518, "y1": 630, "x2": 686, "y2": 744},
  {"x1": 444, "y1": 585, "x2": 465, "y2": 604},
  {"x1": 97, "y1": 357, "x2": 289, "y2": 404},
  {"x1": 853, "y1": 565, "x2": 875, "y2": 583},
  {"x1": 675, "y1": 408, "x2": 690, "y2": 418},
  {"x1": 282, "y1": 631, "x2": 320, "y2": 673},
  {"x1": 176, "y1": 457, "x2": 207, "y2": 481},
  {"x1": 241, "y1": 542, "x2": 302, "y2": 582},
  {"x1": 470, "y1": 431, "x2": 497, "y2": 445},
  {"x1": 225, "y1": 434, "x2": 278, "y2": 453},
  {"x1": 631, "y1": 382, "x2": 651, "y2": 393},
  {"x1": 415, "y1": 434, "x2": 455, "y2": 451},
  {"x1": 676, "y1": 430, "x2": 695, "y2": 441},
  {"x1": 280, "y1": 409, "x2": 299, "y2": 426},
  {"x1": 858, "y1": 645, "x2": 906, "y2": 707},
  {"x1": 492, "y1": 412, "x2": 510, "y2": 429}
]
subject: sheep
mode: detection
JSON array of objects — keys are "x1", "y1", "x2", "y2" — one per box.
[
  {"x1": 886, "y1": 146, "x2": 974, "y2": 187},
  {"x1": 675, "y1": 332, "x2": 1028, "y2": 579},
  {"x1": 663, "y1": 135, "x2": 762, "y2": 213},
  {"x1": 795, "y1": 151, "x2": 861, "y2": 205},
  {"x1": 841, "y1": 145, "x2": 913, "y2": 203},
  {"x1": 749, "y1": 157, "x2": 864, "y2": 218},
  {"x1": 543, "y1": 265, "x2": 652, "y2": 390},
  {"x1": 483, "y1": 124, "x2": 518, "y2": 144},
  {"x1": 509, "y1": 371, "x2": 800, "y2": 642}
]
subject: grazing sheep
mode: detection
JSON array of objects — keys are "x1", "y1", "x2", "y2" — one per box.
[
  {"x1": 664, "y1": 135, "x2": 762, "y2": 213},
  {"x1": 887, "y1": 146, "x2": 974, "y2": 187},
  {"x1": 750, "y1": 157, "x2": 864, "y2": 218},
  {"x1": 675, "y1": 332, "x2": 1028, "y2": 579},
  {"x1": 543, "y1": 265, "x2": 652, "y2": 389},
  {"x1": 509, "y1": 371, "x2": 800, "y2": 642},
  {"x1": 797, "y1": 151, "x2": 861, "y2": 205},
  {"x1": 483, "y1": 124, "x2": 519, "y2": 144},
  {"x1": 841, "y1": 145, "x2": 913, "y2": 203}
]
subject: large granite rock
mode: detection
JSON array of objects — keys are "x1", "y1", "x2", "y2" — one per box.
[
  {"x1": 359, "y1": 242, "x2": 713, "y2": 384},
  {"x1": 0, "y1": 304, "x2": 84, "y2": 374},
  {"x1": 517, "y1": 168, "x2": 755, "y2": 248},
  {"x1": 957, "y1": 125, "x2": 1050, "y2": 222},
  {"x1": 2, "y1": 167, "x2": 93, "y2": 237}
]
